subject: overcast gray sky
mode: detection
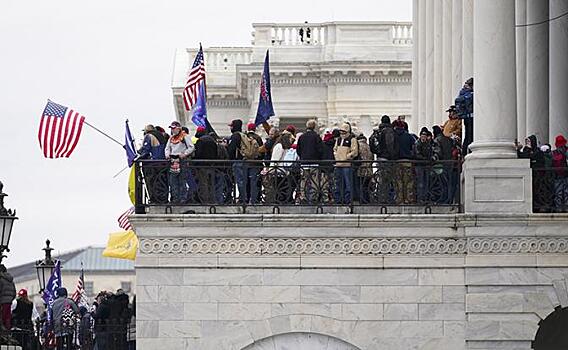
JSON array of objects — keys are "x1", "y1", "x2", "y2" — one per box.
[{"x1": 0, "y1": 0, "x2": 411, "y2": 267}]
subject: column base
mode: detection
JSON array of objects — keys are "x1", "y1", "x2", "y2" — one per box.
[{"x1": 463, "y1": 157, "x2": 532, "y2": 214}]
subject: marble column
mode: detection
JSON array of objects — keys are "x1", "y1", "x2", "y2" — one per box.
[
  {"x1": 412, "y1": 0, "x2": 420, "y2": 133},
  {"x1": 433, "y1": 0, "x2": 443, "y2": 125},
  {"x1": 464, "y1": 0, "x2": 532, "y2": 214},
  {"x1": 526, "y1": 0, "x2": 549, "y2": 144},
  {"x1": 451, "y1": 0, "x2": 463, "y2": 100},
  {"x1": 442, "y1": 0, "x2": 453, "y2": 117},
  {"x1": 462, "y1": 0, "x2": 474, "y2": 82},
  {"x1": 425, "y1": 0, "x2": 435, "y2": 128},
  {"x1": 516, "y1": 0, "x2": 527, "y2": 141},
  {"x1": 549, "y1": 0, "x2": 568, "y2": 141},
  {"x1": 418, "y1": 0, "x2": 427, "y2": 130}
]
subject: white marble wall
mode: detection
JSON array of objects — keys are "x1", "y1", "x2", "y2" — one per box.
[{"x1": 133, "y1": 214, "x2": 568, "y2": 350}]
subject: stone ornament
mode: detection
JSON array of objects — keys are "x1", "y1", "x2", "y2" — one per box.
[{"x1": 139, "y1": 237, "x2": 568, "y2": 256}]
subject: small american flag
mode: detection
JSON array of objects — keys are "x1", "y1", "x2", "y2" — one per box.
[
  {"x1": 182, "y1": 44, "x2": 206, "y2": 111},
  {"x1": 118, "y1": 206, "x2": 135, "y2": 231},
  {"x1": 71, "y1": 265, "x2": 88, "y2": 307},
  {"x1": 38, "y1": 100, "x2": 86, "y2": 158}
]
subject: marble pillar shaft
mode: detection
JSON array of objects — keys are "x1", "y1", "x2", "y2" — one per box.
[
  {"x1": 433, "y1": 0, "x2": 444, "y2": 125},
  {"x1": 451, "y1": 0, "x2": 463, "y2": 101},
  {"x1": 462, "y1": 0, "x2": 474, "y2": 82},
  {"x1": 425, "y1": 0, "x2": 435, "y2": 128},
  {"x1": 471, "y1": 0, "x2": 517, "y2": 157},
  {"x1": 442, "y1": 0, "x2": 453, "y2": 117},
  {"x1": 526, "y1": 0, "x2": 549, "y2": 144},
  {"x1": 549, "y1": 0, "x2": 568, "y2": 141},
  {"x1": 516, "y1": 0, "x2": 527, "y2": 141},
  {"x1": 418, "y1": 0, "x2": 427, "y2": 129},
  {"x1": 412, "y1": 0, "x2": 420, "y2": 133}
]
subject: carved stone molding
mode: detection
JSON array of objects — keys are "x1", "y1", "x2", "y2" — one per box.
[
  {"x1": 468, "y1": 237, "x2": 568, "y2": 254},
  {"x1": 139, "y1": 237, "x2": 568, "y2": 256}
]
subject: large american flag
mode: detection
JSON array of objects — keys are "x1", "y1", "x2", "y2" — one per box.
[
  {"x1": 118, "y1": 206, "x2": 134, "y2": 231},
  {"x1": 38, "y1": 100, "x2": 86, "y2": 158},
  {"x1": 182, "y1": 45, "x2": 206, "y2": 111}
]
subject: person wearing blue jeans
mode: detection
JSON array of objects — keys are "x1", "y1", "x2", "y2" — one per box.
[
  {"x1": 333, "y1": 123, "x2": 359, "y2": 204},
  {"x1": 164, "y1": 121, "x2": 194, "y2": 204}
]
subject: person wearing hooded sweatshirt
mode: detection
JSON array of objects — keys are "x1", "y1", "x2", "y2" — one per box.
[
  {"x1": 227, "y1": 119, "x2": 259, "y2": 204},
  {"x1": 333, "y1": 123, "x2": 359, "y2": 204},
  {"x1": 414, "y1": 128, "x2": 434, "y2": 203},
  {"x1": 165, "y1": 121, "x2": 195, "y2": 203},
  {"x1": 456, "y1": 78, "x2": 474, "y2": 154},
  {"x1": 0, "y1": 265, "x2": 15, "y2": 331},
  {"x1": 193, "y1": 126, "x2": 221, "y2": 204},
  {"x1": 50, "y1": 287, "x2": 79, "y2": 348}
]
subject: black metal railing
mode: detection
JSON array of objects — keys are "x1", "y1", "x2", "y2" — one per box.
[
  {"x1": 533, "y1": 167, "x2": 568, "y2": 213},
  {"x1": 0, "y1": 318, "x2": 135, "y2": 350},
  {"x1": 134, "y1": 159, "x2": 462, "y2": 213}
]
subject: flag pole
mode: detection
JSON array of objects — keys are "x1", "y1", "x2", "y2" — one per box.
[{"x1": 84, "y1": 121, "x2": 124, "y2": 148}]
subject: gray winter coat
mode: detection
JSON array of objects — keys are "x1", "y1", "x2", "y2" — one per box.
[{"x1": 0, "y1": 271, "x2": 16, "y2": 304}]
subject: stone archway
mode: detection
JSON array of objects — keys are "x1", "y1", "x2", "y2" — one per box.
[
  {"x1": 242, "y1": 332, "x2": 361, "y2": 350},
  {"x1": 532, "y1": 306, "x2": 568, "y2": 350}
]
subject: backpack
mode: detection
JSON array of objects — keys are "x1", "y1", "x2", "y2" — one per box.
[
  {"x1": 369, "y1": 131, "x2": 381, "y2": 155},
  {"x1": 238, "y1": 132, "x2": 260, "y2": 160},
  {"x1": 378, "y1": 127, "x2": 400, "y2": 160}
]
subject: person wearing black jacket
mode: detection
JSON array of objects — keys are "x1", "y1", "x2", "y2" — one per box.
[
  {"x1": 393, "y1": 120, "x2": 415, "y2": 204},
  {"x1": 296, "y1": 120, "x2": 324, "y2": 203}
]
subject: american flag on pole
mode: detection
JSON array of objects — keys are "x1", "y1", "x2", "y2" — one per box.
[
  {"x1": 38, "y1": 100, "x2": 86, "y2": 158},
  {"x1": 182, "y1": 44, "x2": 206, "y2": 111},
  {"x1": 118, "y1": 206, "x2": 134, "y2": 231},
  {"x1": 71, "y1": 264, "x2": 88, "y2": 307}
]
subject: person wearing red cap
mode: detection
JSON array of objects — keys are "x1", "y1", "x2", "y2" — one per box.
[{"x1": 11, "y1": 288, "x2": 37, "y2": 348}]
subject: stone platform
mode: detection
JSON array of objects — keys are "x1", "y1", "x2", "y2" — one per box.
[{"x1": 132, "y1": 213, "x2": 568, "y2": 350}]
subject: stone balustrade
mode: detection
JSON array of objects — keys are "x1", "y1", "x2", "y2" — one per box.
[{"x1": 186, "y1": 47, "x2": 253, "y2": 72}]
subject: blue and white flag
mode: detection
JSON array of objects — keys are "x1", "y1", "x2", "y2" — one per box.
[
  {"x1": 42, "y1": 260, "x2": 62, "y2": 321},
  {"x1": 255, "y1": 50, "x2": 275, "y2": 126},
  {"x1": 191, "y1": 82, "x2": 208, "y2": 129},
  {"x1": 124, "y1": 120, "x2": 136, "y2": 167}
]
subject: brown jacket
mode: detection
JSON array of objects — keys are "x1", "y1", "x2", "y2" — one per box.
[{"x1": 442, "y1": 118, "x2": 462, "y2": 139}]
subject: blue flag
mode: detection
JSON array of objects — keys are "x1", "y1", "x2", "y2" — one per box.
[
  {"x1": 124, "y1": 120, "x2": 136, "y2": 167},
  {"x1": 42, "y1": 260, "x2": 62, "y2": 321},
  {"x1": 191, "y1": 82, "x2": 207, "y2": 129},
  {"x1": 255, "y1": 50, "x2": 275, "y2": 126}
]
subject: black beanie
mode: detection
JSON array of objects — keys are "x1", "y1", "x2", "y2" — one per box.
[{"x1": 381, "y1": 115, "x2": 391, "y2": 124}]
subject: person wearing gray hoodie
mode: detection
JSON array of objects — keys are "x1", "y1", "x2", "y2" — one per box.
[{"x1": 0, "y1": 265, "x2": 16, "y2": 330}]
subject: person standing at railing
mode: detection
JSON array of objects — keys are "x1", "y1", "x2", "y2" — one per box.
[
  {"x1": 194, "y1": 127, "x2": 220, "y2": 204},
  {"x1": 355, "y1": 134, "x2": 373, "y2": 204},
  {"x1": 552, "y1": 135, "x2": 568, "y2": 211},
  {"x1": 442, "y1": 106, "x2": 462, "y2": 140},
  {"x1": 394, "y1": 120, "x2": 416, "y2": 205},
  {"x1": 246, "y1": 123, "x2": 265, "y2": 204},
  {"x1": 371, "y1": 116, "x2": 399, "y2": 204},
  {"x1": 11, "y1": 289, "x2": 37, "y2": 349},
  {"x1": 165, "y1": 121, "x2": 195, "y2": 204},
  {"x1": 432, "y1": 125, "x2": 454, "y2": 204},
  {"x1": 414, "y1": 128, "x2": 434, "y2": 204},
  {"x1": 137, "y1": 124, "x2": 168, "y2": 204},
  {"x1": 297, "y1": 119, "x2": 324, "y2": 204},
  {"x1": 50, "y1": 287, "x2": 79, "y2": 350},
  {"x1": 227, "y1": 119, "x2": 261, "y2": 205},
  {"x1": 0, "y1": 265, "x2": 15, "y2": 332},
  {"x1": 333, "y1": 123, "x2": 359, "y2": 204}
]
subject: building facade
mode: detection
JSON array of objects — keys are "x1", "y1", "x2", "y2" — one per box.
[
  {"x1": 135, "y1": 4, "x2": 568, "y2": 349},
  {"x1": 172, "y1": 22, "x2": 413, "y2": 136}
]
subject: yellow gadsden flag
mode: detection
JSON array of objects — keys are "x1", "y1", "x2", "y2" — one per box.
[
  {"x1": 103, "y1": 230, "x2": 139, "y2": 260},
  {"x1": 128, "y1": 166, "x2": 136, "y2": 206}
]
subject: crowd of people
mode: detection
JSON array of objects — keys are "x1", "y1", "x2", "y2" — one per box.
[
  {"x1": 135, "y1": 107, "x2": 465, "y2": 206},
  {"x1": 0, "y1": 269, "x2": 135, "y2": 350},
  {"x1": 516, "y1": 133, "x2": 568, "y2": 211}
]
